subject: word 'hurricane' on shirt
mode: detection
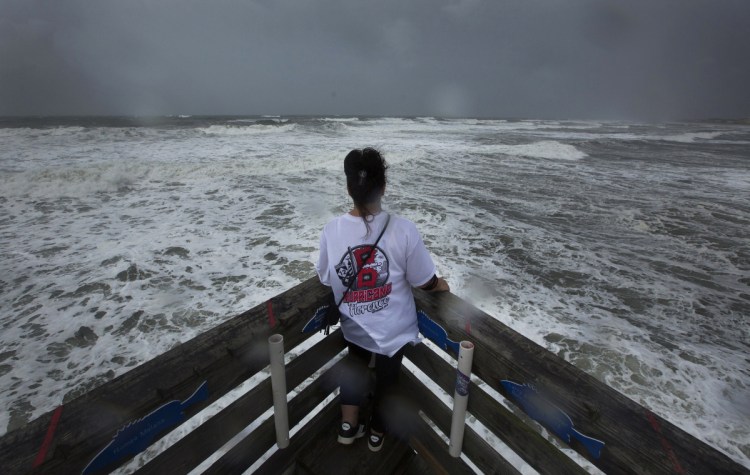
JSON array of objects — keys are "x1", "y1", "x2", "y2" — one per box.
[{"x1": 343, "y1": 282, "x2": 393, "y2": 303}]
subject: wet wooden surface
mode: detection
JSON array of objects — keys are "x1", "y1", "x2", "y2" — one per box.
[
  {"x1": 1, "y1": 278, "x2": 331, "y2": 475},
  {"x1": 412, "y1": 287, "x2": 748, "y2": 475},
  {"x1": 3, "y1": 276, "x2": 747, "y2": 475}
]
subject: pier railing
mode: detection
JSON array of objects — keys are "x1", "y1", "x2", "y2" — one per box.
[{"x1": 0, "y1": 277, "x2": 746, "y2": 474}]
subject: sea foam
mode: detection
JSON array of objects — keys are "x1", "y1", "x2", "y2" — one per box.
[
  {"x1": 0, "y1": 117, "x2": 748, "y2": 469},
  {"x1": 478, "y1": 141, "x2": 587, "y2": 160}
]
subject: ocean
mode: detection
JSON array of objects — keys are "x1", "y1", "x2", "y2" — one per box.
[{"x1": 1, "y1": 116, "x2": 748, "y2": 469}]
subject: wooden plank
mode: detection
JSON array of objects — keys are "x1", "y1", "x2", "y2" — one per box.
[
  {"x1": 291, "y1": 379, "x2": 415, "y2": 475},
  {"x1": 286, "y1": 363, "x2": 417, "y2": 475},
  {"x1": 407, "y1": 411, "x2": 476, "y2": 475},
  {"x1": 6, "y1": 276, "x2": 745, "y2": 474},
  {"x1": 413, "y1": 289, "x2": 748, "y2": 475},
  {"x1": 260, "y1": 368, "x2": 416, "y2": 475},
  {"x1": 0, "y1": 277, "x2": 331, "y2": 475},
  {"x1": 293, "y1": 410, "x2": 414, "y2": 475},
  {"x1": 256, "y1": 393, "x2": 342, "y2": 475},
  {"x1": 405, "y1": 344, "x2": 587, "y2": 475},
  {"x1": 399, "y1": 368, "x2": 522, "y2": 475},
  {"x1": 202, "y1": 356, "x2": 347, "y2": 474},
  {"x1": 137, "y1": 331, "x2": 347, "y2": 474},
  {"x1": 394, "y1": 452, "x2": 434, "y2": 475}
]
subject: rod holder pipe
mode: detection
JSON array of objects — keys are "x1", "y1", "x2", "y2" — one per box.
[
  {"x1": 449, "y1": 340, "x2": 474, "y2": 457},
  {"x1": 268, "y1": 334, "x2": 290, "y2": 449}
]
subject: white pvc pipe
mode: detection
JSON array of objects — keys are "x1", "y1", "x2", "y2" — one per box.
[
  {"x1": 268, "y1": 334, "x2": 290, "y2": 449},
  {"x1": 449, "y1": 340, "x2": 474, "y2": 457}
]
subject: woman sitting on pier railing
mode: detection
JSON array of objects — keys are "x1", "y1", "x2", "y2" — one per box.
[{"x1": 316, "y1": 147, "x2": 449, "y2": 452}]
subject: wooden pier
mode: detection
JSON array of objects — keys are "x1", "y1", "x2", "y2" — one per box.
[{"x1": 0, "y1": 277, "x2": 747, "y2": 474}]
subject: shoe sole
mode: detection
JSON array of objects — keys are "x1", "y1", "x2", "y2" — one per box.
[
  {"x1": 368, "y1": 435, "x2": 384, "y2": 452},
  {"x1": 368, "y1": 442, "x2": 383, "y2": 452},
  {"x1": 338, "y1": 429, "x2": 365, "y2": 445}
]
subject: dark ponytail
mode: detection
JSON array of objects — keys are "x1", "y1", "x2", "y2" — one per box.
[{"x1": 344, "y1": 147, "x2": 388, "y2": 234}]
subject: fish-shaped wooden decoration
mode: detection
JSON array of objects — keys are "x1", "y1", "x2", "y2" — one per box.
[
  {"x1": 417, "y1": 310, "x2": 460, "y2": 356},
  {"x1": 302, "y1": 305, "x2": 329, "y2": 333},
  {"x1": 82, "y1": 380, "x2": 209, "y2": 474},
  {"x1": 501, "y1": 380, "x2": 605, "y2": 459}
]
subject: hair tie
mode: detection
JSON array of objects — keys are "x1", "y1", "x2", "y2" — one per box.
[{"x1": 358, "y1": 170, "x2": 367, "y2": 185}]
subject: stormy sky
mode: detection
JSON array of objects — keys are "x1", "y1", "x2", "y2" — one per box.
[{"x1": 1, "y1": 0, "x2": 749, "y2": 120}]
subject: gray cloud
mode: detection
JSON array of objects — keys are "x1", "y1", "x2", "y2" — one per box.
[{"x1": 1, "y1": 0, "x2": 749, "y2": 119}]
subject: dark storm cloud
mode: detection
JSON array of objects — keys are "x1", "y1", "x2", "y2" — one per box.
[{"x1": 1, "y1": 0, "x2": 749, "y2": 119}]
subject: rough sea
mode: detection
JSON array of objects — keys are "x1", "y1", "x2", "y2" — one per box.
[{"x1": 1, "y1": 116, "x2": 748, "y2": 470}]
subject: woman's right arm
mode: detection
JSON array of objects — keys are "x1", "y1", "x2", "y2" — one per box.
[{"x1": 419, "y1": 274, "x2": 450, "y2": 292}]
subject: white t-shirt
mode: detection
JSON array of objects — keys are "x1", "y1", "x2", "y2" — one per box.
[{"x1": 316, "y1": 212, "x2": 436, "y2": 357}]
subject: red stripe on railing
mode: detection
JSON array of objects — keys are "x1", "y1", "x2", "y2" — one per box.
[
  {"x1": 266, "y1": 300, "x2": 276, "y2": 328},
  {"x1": 646, "y1": 411, "x2": 686, "y2": 474},
  {"x1": 32, "y1": 405, "x2": 64, "y2": 468}
]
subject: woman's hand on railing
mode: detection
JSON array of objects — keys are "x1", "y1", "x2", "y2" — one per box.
[{"x1": 419, "y1": 275, "x2": 450, "y2": 292}]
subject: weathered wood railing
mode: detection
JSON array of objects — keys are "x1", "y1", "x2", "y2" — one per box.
[
  {"x1": 412, "y1": 288, "x2": 747, "y2": 475},
  {"x1": 0, "y1": 277, "x2": 746, "y2": 474},
  {"x1": 0, "y1": 277, "x2": 331, "y2": 474}
]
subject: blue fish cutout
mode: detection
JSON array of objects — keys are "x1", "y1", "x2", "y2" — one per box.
[
  {"x1": 417, "y1": 310, "x2": 460, "y2": 356},
  {"x1": 82, "y1": 380, "x2": 209, "y2": 474},
  {"x1": 501, "y1": 380, "x2": 604, "y2": 459},
  {"x1": 302, "y1": 305, "x2": 329, "y2": 333}
]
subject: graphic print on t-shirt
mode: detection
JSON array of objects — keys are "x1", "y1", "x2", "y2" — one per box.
[{"x1": 335, "y1": 245, "x2": 392, "y2": 316}]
